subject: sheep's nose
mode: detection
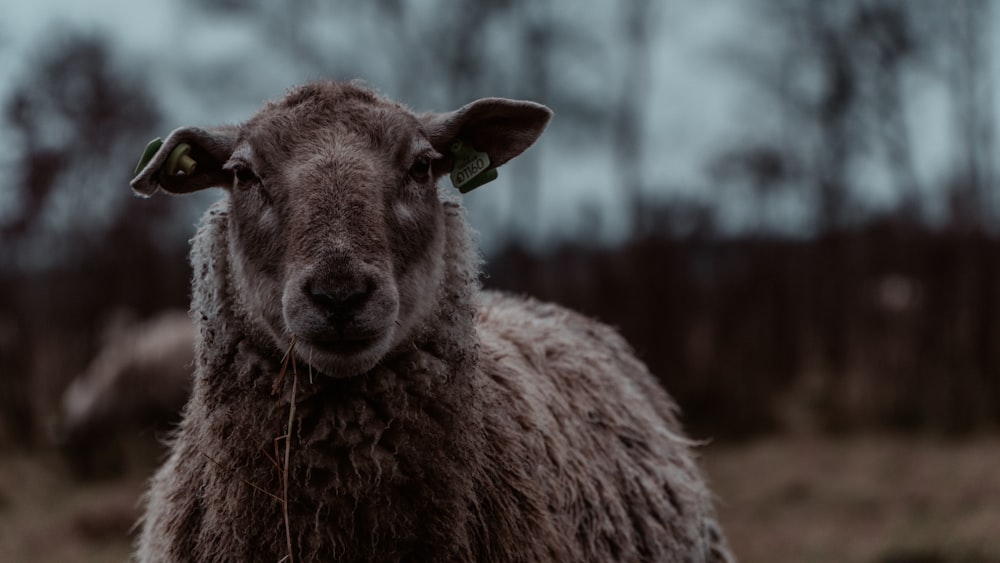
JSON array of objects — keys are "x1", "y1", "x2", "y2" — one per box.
[{"x1": 305, "y1": 275, "x2": 374, "y2": 325}]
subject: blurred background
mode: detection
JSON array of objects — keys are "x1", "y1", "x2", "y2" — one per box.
[{"x1": 2, "y1": 1, "x2": 1000, "y2": 561}]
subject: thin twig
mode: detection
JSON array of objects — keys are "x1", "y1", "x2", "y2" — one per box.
[
  {"x1": 245, "y1": 477, "x2": 286, "y2": 505},
  {"x1": 273, "y1": 336, "x2": 298, "y2": 395},
  {"x1": 308, "y1": 347, "x2": 314, "y2": 384},
  {"x1": 281, "y1": 349, "x2": 299, "y2": 563},
  {"x1": 201, "y1": 451, "x2": 283, "y2": 504},
  {"x1": 259, "y1": 444, "x2": 281, "y2": 473}
]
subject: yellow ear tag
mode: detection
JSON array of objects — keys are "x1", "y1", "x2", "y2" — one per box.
[{"x1": 449, "y1": 140, "x2": 497, "y2": 193}]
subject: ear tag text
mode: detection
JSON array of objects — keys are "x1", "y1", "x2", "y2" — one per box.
[{"x1": 449, "y1": 140, "x2": 497, "y2": 193}]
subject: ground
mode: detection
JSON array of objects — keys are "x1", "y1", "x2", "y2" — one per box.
[
  {"x1": 1, "y1": 437, "x2": 998, "y2": 562},
  {"x1": 702, "y1": 436, "x2": 1000, "y2": 563},
  {"x1": 0, "y1": 451, "x2": 141, "y2": 563}
]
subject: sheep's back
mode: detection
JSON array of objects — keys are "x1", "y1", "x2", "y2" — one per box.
[{"x1": 475, "y1": 290, "x2": 730, "y2": 562}]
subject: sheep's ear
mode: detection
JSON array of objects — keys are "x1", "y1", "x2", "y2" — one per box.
[
  {"x1": 421, "y1": 98, "x2": 552, "y2": 172},
  {"x1": 130, "y1": 126, "x2": 237, "y2": 197}
]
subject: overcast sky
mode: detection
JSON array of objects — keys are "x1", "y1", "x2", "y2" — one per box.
[{"x1": 2, "y1": 1, "x2": 998, "y2": 251}]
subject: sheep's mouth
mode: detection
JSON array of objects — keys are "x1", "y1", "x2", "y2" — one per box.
[
  {"x1": 306, "y1": 335, "x2": 379, "y2": 356},
  {"x1": 294, "y1": 325, "x2": 391, "y2": 358},
  {"x1": 289, "y1": 330, "x2": 392, "y2": 378}
]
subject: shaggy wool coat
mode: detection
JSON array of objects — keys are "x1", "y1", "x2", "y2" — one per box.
[{"x1": 137, "y1": 192, "x2": 731, "y2": 562}]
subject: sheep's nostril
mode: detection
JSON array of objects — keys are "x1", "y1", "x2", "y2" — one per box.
[
  {"x1": 307, "y1": 282, "x2": 336, "y2": 309},
  {"x1": 305, "y1": 277, "x2": 374, "y2": 324}
]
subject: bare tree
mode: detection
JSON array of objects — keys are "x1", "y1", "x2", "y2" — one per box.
[
  {"x1": 0, "y1": 31, "x2": 165, "y2": 447},
  {"x1": 946, "y1": 0, "x2": 996, "y2": 230},
  {"x1": 1, "y1": 32, "x2": 161, "y2": 259},
  {"x1": 854, "y1": 1, "x2": 922, "y2": 205},
  {"x1": 614, "y1": 0, "x2": 655, "y2": 236}
]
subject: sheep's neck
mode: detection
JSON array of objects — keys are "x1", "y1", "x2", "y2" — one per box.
[{"x1": 181, "y1": 197, "x2": 489, "y2": 559}]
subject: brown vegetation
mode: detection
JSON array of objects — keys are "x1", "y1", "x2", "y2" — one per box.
[{"x1": 703, "y1": 437, "x2": 1000, "y2": 563}]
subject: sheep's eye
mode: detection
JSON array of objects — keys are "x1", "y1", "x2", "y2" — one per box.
[
  {"x1": 225, "y1": 161, "x2": 273, "y2": 205},
  {"x1": 408, "y1": 155, "x2": 432, "y2": 183},
  {"x1": 223, "y1": 158, "x2": 260, "y2": 188},
  {"x1": 233, "y1": 165, "x2": 260, "y2": 187}
]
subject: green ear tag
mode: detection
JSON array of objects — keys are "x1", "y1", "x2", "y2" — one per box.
[
  {"x1": 449, "y1": 140, "x2": 498, "y2": 193},
  {"x1": 134, "y1": 137, "x2": 164, "y2": 176},
  {"x1": 165, "y1": 143, "x2": 197, "y2": 176}
]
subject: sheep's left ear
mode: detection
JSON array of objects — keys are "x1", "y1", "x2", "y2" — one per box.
[
  {"x1": 421, "y1": 98, "x2": 552, "y2": 173},
  {"x1": 130, "y1": 126, "x2": 237, "y2": 197}
]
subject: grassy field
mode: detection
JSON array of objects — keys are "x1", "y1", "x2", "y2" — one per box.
[
  {"x1": 702, "y1": 437, "x2": 1000, "y2": 563},
  {"x1": 1, "y1": 437, "x2": 998, "y2": 562},
  {"x1": 0, "y1": 451, "x2": 142, "y2": 563}
]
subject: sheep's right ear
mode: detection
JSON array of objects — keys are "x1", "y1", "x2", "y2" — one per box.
[
  {"x1": 420, "y1": 98, "x2": 552, "y2": 172},
  {"x1": 131, "y1": 126, "x2": 237, "y2": 197}
]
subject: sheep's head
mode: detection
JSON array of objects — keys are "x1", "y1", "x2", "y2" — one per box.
[{"x1": 132, "y1": 82, "x2": 551, "y2": 377}]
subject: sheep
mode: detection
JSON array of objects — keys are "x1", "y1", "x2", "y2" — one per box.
[
  {"x1": 130, "y1": 80, "x2": 733, "y2": 562},
  {"x1": 57, "y1": 310, "x2": 194, "y2": 478}
]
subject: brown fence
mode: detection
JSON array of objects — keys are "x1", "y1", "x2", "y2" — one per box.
[{"x1": 487, "y1": 219, "x2": 1000, "y2": 439}]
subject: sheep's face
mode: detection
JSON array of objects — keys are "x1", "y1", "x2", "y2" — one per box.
[
  {"x1": 226, "y1": 90, "x2": 447, "y2": 377},
  {"x1": 132, "y1": 82, "x2": 551, "y2": 378}
]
